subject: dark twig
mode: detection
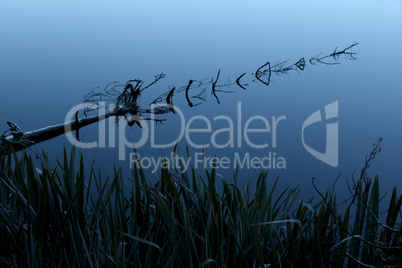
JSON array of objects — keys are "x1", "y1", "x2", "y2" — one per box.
[
  {"x1": 309, "y1": 42, "x2": 358, "y2": 65},
  {"x1": 345, "y1": 137, "x2": 383, "y2": 217},
  {"x1": 271, "y1": 60, "x2": 294, "y2": 74},
  {"x1": 255, "y1": 61, "x2": 271, "y2": 86},
  {"x1": 236, "y1": 72, "x2": 247, "y2": 90},
  {"x1": 141, "y1": 118, "x2": 166, "y2": 125},
  {"x1": 74, "y1": 111, "x2": 80, "y2": 141},
  {"x1": 295, "y1": 58, "x2": 306, "y2": 71},
  {"x1": 166, "y1": 87, "x2": 176, "y2": 114},
  {"x1": 312, "y1": 177, "x2": 399, "y2": 251},
  {"x1": 140, "y1": 73, "x2": 166, "y2": 92},
  {"x1": 211, "y1": 69, "x2": 221, "y2": 104},
  {"x1": 185, "y1": 80, "x2": 194, "y2": 107},
  {"x1": 191, "y1": 88, "x2": 207, "y2": 102}
]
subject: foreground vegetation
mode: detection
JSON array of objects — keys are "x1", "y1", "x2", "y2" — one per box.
[{"x1": 0, "y1": 145, "x2": 401, "y2": 267}]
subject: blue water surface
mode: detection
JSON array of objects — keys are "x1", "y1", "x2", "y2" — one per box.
[{"x1": 1, "y1": 0, "x2": 401, "y2": 202}]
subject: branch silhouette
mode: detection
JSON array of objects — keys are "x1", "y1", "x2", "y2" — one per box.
[
  {"x1": 236, "y1": 72, "x2": 247, "y2": 90},
  {"x1": 211, "y1": 69, "x2": 221, "y2": 104},
  {"x1": 309, "y1": 42, "x2": 358, "y2": 65},
  {"x1": 1, "y1": 42, "x2": 359, "y2": 154}
]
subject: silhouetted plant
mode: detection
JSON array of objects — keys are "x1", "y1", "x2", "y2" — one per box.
[{"x1": 0, "y1": 138, "x2": 400, "y2": 267}]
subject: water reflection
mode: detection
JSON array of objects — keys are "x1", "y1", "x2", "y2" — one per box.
[{"x1": 1, "y1": 43, "x2": 358, "y2": 158}]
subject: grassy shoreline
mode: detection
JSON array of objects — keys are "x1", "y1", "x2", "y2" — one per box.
[{"x1": 0, "y1": 146, "x2": 401, "y2": 267}]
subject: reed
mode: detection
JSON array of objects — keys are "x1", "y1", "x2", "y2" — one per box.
[{"x1": 0, "y1": 147, "x2": 400, "y2": 267}]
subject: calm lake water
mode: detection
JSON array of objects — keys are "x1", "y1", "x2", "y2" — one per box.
[{"x1": 1, "y1": 0, "x2": 401, "y2": 202}]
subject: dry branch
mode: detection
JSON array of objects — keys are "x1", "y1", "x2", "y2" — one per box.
[{"x1": 1, "y1": 43, "x2": 359, "y2": 154}]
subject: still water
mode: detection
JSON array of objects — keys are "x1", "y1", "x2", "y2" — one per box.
[{"x1": 1, "y1": 0, "x2": 401, "y2": 201}]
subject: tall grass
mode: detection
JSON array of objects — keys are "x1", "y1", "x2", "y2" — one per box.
[{"x1": 0, "y1": 147, "x2": 401, "y2": 267}]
